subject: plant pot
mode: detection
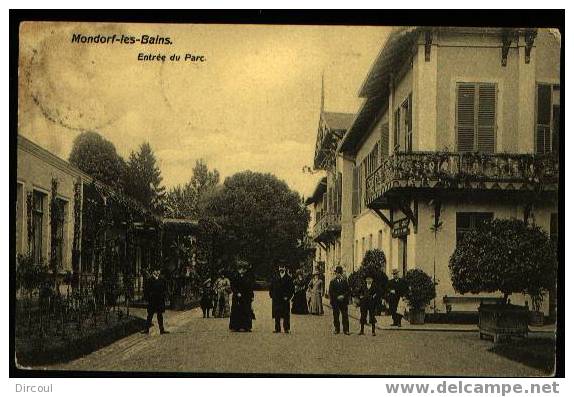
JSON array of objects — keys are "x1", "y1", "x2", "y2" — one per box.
[
  {"x1": 478, "y1": 303, "x2": 528, "y2": 343},
  {"x1": 529, "y1": 310, "x2": 545, "y2": 326},
  {"x1": 408, "y1": 309, "x2": 425, "y2": 324}
]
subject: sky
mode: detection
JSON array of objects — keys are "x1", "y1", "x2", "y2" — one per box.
[{"x1": 18, "y1": 22, "x2": 390, "y2": 198}]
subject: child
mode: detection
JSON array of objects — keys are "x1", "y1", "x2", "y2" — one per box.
[
  {"x1": 358, "y1": 273, "x2": 379, "y2": 336},
  {"x1": 200, "y1": 278, "x2": 214, "y2": 318}
]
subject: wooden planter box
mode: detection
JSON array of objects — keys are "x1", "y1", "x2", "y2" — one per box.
[
  {"x1": 478, "y1": 304, "x2": 528, "y2": 343},
  {"x1": 529, "y1": 310, "x2": 545, "y2": 326}
]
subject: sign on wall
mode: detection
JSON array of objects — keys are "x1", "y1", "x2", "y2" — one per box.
[{"x1": 392, "y1": 218, "x2": 410, "y2": 238}]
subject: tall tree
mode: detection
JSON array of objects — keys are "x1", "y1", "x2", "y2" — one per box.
[
  {"x1": 124, "y1": 142, "x2": 166, "y2": 213},
  {"x1": 165, "y1": 159, "x2": 220, "y2": 219},
  {"x1": 68, "y1": 131, "x2": 126, "y2": 190},
  {"x1": 203, "y1": 171, "x2": 310, "y2": 280}
]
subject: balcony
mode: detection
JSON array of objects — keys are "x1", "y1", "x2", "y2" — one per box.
[
  {"x1": 313, "y1": 212, "x2": 342, "y2": 243},
  {"x1": 365, "y1": 151, "x2": 559, "y2": 207}
]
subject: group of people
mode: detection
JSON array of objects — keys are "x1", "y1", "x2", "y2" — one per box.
[
  {"x1": 140, "y1": 262, "x2": 407, "y2": 337},
  {"x1": 200, "y1": 271, "x2": 232, "y2": 319}
]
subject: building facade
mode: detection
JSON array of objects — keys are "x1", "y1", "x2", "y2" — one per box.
[
  {"x1": 16, "y1": 135, "x2": 87, "y2": 274},
  {"x1": 309, "y1": 27, "x2": 560, "y2": 315},
  {"x1": 306, "y1": 91, "x2": 355, "y2": 288},
  {"x1": 16, "y1": 135, "x2": 199, "y2": 303}
]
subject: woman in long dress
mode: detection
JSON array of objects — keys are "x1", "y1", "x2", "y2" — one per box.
[
  {"x1": 291, "y1": 273, "x2": 309, "y2": 315},
  {"x1": 229, "y1": 261, "x2": 255, "y2": 332},
  {"x1": 307, "y1": 273, "x2": 324, "y2": 315},
  {"x1": 214, "y1": 271, "x2": 231, "y2": 318}
]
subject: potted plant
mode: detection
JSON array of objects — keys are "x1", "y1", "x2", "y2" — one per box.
[
  {"x1": 404, "y1": 268, "x2": 436, "y2": 324},
  {"x1": 449, "y1": 219, "x2": 557, "y2": 342}
]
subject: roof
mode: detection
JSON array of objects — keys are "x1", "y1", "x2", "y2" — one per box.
[
  {"x1": 322, "y1": 111, "x2": 355, "y2": 131},
  {"x1": 313, "y1": 111, "x2": 355, "y2": 170},
  {"x1": 305, "y1": 177, "x2": 327, "y2": 205},
  {"x1": 162, "y1": 218, "x2": 200, "y2": 233}
]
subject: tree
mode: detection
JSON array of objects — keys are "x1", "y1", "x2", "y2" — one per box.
[
  {"x1": 68, "y1": 131, "x2": 126, "y2": 190},
  {"x1": 203, "y1": 171, "x2": 310, "y2": 280},
  {"x1": 165, "y1": 159, "x2": 220, "y2": 219},
  {"x1": 449, "y1": 218, "x2": 557, "y2": 303},
  {"x1": 124, "y1": 142, "x2": 166, "y2": 213}
]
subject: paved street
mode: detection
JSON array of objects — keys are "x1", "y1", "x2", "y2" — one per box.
[{"x1": 44, "y1": 292, "x2": 546, "y2": 376}]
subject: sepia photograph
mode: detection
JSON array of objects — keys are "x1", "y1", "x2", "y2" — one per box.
[{"x1": 11, "y1": 12, "x2": 563, "y2": 378}]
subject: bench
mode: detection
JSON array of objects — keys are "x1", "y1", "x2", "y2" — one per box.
[{"x1": 443, "y1": 295, "x2": 506, "y2": 313}]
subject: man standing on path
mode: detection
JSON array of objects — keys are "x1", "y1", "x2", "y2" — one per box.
[
  {"x1": 329, "y1": 266, "x2": 350, "y2": 335},
  {"x1": 269, "y1": 263, "x2": 295, "y2": 334},
  {"x1": 142, "y1": 268, "x2": 169, "y2": 335}
]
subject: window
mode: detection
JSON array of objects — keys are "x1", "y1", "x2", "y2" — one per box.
[
  {"x1": 32, "y1": 191, "x2": 46, "y2": 264},
  {"x1": 377, "y1": 230, "x2": 383, "y2": 250},
  {"x1": 536, "y1": 84, "x2": 560, "y2": 154},
  {"x1": 365, "y1": 143, "x2": 380, "y2": 177},
  {"x1": 456, "y1": 82, "x2": 496, "y2": 153},
  {"x1": 398, "y1": 237, "x2": 407, "y2": 276},
  {"x1": 16, "y1": 183, "x2": 23, "y2": 254},
  {"x1": 361, "y1": 237, "x2": 365, "y2": 258},
  {"x1": 550, "y1": 213, "x2": 558, "y2": 241},
  {"x1": 53, "y1": 199, "x2": 67, "y2": 271},
  {"x1": 369, "y1": 234, "x2": 373, "y2": 251},
  {"x1": 456, "y1": 212, "x2": 494, "y2": 245}
]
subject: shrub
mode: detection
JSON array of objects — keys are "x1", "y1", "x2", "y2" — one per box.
[{"x1": 404, "y1": 268, "x2": 436, "y2": 311}]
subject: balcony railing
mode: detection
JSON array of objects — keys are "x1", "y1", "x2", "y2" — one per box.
[
  {"x1": 313, "y1": 212, "x2": 342, "y2": 242},
  {"x1": 365, "y1": 151, "x2": 559, "y2": 207}
]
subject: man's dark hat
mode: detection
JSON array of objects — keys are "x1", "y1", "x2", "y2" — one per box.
[
  {"x1": 236, "y1": 260, "x2": 250, "y2": 270},
  {"x1": 334, "y1": 265, "x2": 344, "y2": 274}
]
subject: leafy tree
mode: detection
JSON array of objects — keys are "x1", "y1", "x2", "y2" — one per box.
[
  {"x1": 203, "y1": 171, "x2": 310, "y2": 280},
  {"x1": 124, "y1": 142, "x2": 166, "y2": 213},
  {"x1": 449, "y1": 218, "x2": 557, "y2": 303},
  {"x1": 361, "y1": 249, "x2": 387, "y2": 274},
  {"x1": 165, "y1": 159, "x2": 220, "y2": 219},
  {"x1": 68, "y1": 131, "x2": 126, "y2": 190}
]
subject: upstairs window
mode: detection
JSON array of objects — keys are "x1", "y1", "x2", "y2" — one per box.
[
  {"x1": 394, "y1": 94, "x2": 413, "y2": 152},
  {"x1": 536, "y1": 84, "x2": 560, "y2": 154},
  {"x1": 456, "y1": 83, "x2": 497, "y2": 153}
]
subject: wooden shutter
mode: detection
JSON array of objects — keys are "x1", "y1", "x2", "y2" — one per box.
[
  {"x1": 381, "y1": 122, "x2": 389, "y2": 158},
  {"x1": 352, "y1": 167, "x2": 359, "y2": 216},
  {"x1": 536, "y1": 84, "x2": 552, "y2": 154},
  {"x1": 406, "y1": 93, "x2": 413, "y2": 151},
  {"x1": 457, "y1": 83, "x2": 476, "y2": 152},
  {"x1": 477, "y1": 83, "x2": 496, "y2": 153}
]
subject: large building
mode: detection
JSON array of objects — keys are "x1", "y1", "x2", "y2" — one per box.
[{"x1": 309, "y1": 27, "x2": 560, "y2": 315}]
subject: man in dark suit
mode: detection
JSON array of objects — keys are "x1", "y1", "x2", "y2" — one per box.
[
  {"x1": 142, "y1": 268, "x2": 169, "y2": 335},
  {"x1": 358, "y1": 273, "x2": 380, "y2": 336},
  {"x1": 329, "y1": 265, "x2": 350, "y2": 335},
  {"x1": 269, "y1": 264, "x2": 295, "y2": 333}
]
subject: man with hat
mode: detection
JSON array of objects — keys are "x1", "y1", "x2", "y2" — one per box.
[
  {"x1": 328, "y1": 265, "x2": 350, "y2": 335},
  {"x1": 269, "y1": 263, "x2": 295, "y2": 333},
  {"x1": 358, "y1": 271, "x2": 380, "y2": 336},
  {"x1": 142, "y1": 267, "x2": 169, "y2": 335},
  {"x1": 387, "y1": 269, "x2": 407, "y2": 327}
]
